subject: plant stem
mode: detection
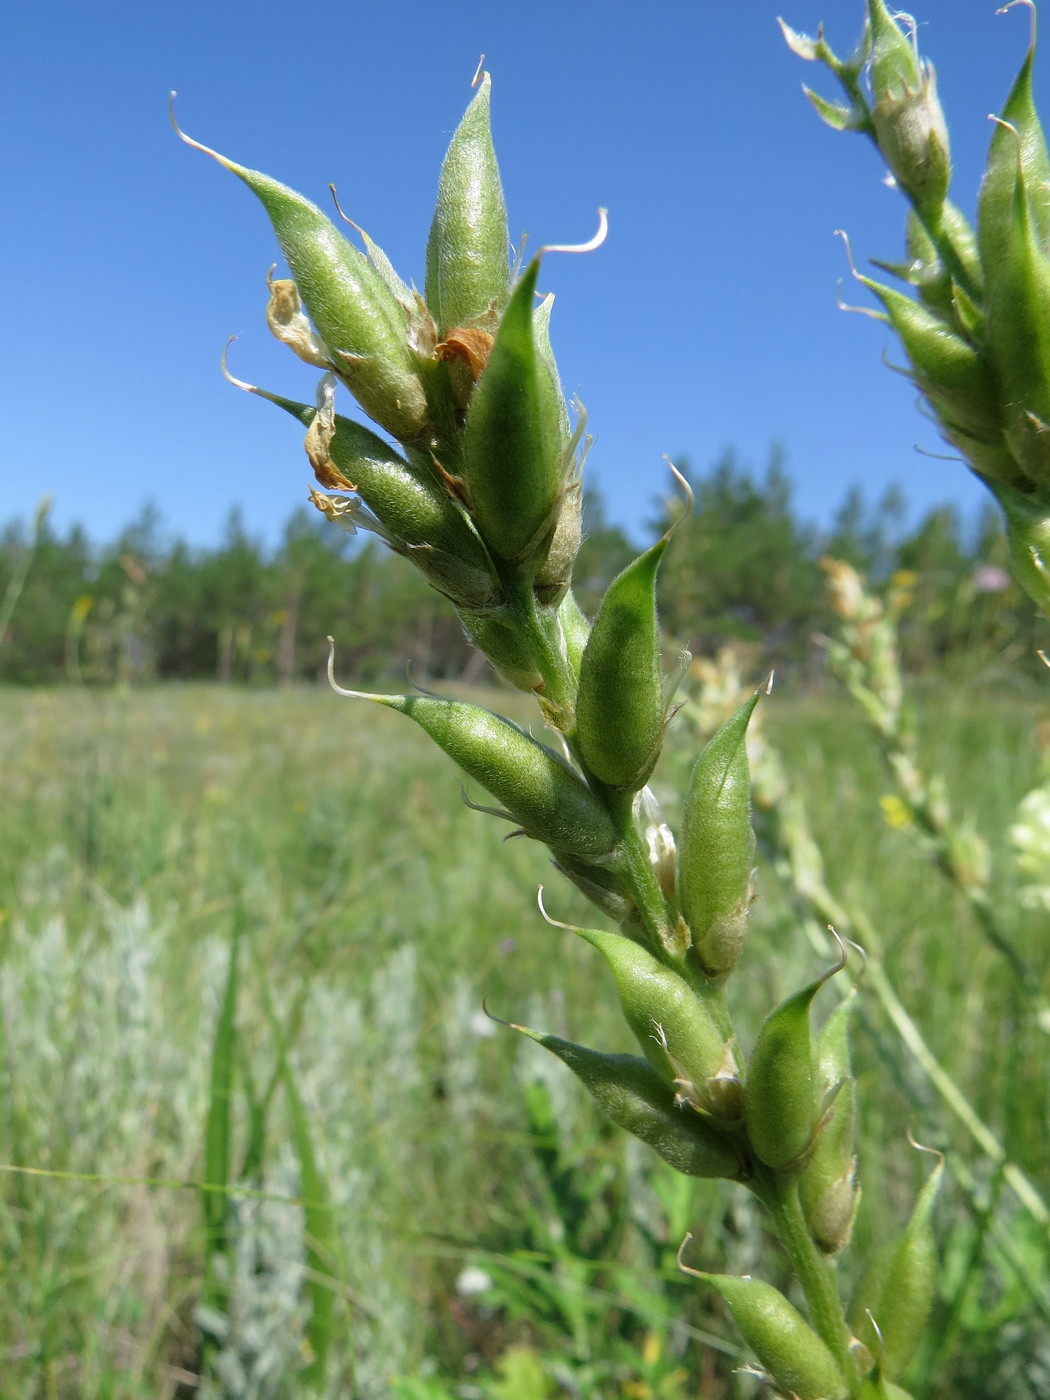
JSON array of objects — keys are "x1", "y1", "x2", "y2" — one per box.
[{"x1": 755, "y1": 1171, "x2": 860, "y2": 1388}]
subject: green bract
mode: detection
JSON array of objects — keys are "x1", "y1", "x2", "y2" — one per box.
[
  {"x1": 425, "y1": 73, "x2": 509, "y2": 335},
  {"x1": 678, "y1": 692, "x2": 760, "y2": 979}
]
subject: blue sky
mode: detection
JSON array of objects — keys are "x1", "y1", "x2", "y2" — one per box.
[{"x1": 2, "y1": 0, "x2": 1045, "y2": 549}]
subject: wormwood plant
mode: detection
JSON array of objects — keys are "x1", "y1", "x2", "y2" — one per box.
[{"x1": 177, "y1": 4, "x2": 1048, "y2": 1394}]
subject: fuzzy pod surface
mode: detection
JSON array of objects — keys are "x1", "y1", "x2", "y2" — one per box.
[
  {"x1": 334, "y1": 688, "x2": 617, "y2": 857},
  {"x1": 425, "y1": 74, "x2": 509, "y2": 335},
  {"x1": 678, "y1": 692, "x2": 759, "y2": 979},
  {"x1": 460, "y1": 260, "x2": 565, "y2": 563},
  {"x1": 575, "y1": 539, "x2": 668, "y2": 792},
  {"x1": 743, "y1": 972, "x2": 831, "y2": 1171},
  {"x1": 520, "y1": 1031, "x2": 741, "y2": 1180},
  {"x1": 571, "y1": 925, "x2": 732, "y2": 1108},
  {"x1": 688, "y1": 1272, "x2": 847, "y2": 1400}
]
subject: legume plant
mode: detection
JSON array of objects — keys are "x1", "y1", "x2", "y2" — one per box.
[{"x1": 177, "y1": 3, "x2": 1049, "y2": 1393}]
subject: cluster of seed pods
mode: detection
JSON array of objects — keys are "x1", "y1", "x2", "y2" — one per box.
[
  {"x1": 785, "y1": 0, "x2": 1050, "y2": 620},
  {"x1": 181, "y1": 20, "x2": 946, "y2": 1392}
]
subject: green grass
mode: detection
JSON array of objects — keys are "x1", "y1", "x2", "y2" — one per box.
[{"x1": 0, "y1": 681, "x2": 1046, "y2": 1398}]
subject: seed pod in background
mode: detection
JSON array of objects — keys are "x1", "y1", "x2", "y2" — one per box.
[
  {"x1": 460, "y1": 259, "x2": 566, "y2": 564},
  {"x1": 678, "y1": 1265, "x2": 847, "y2": 1400},
  {"x1": 866, "y1": 0, "x2": 950, "y2": 217},
  {"x1": 174, "y1": 117, "x2": 428, "y2": 441},
  {"x1": 511, "y1": 1026, "x2": 742, "y2": 1180},
  {"x1": 244, "y1": 376, "x2": 497, "y2": 609},
  {"x1": 799, "y1": 989, "x2": 860, "y2": 1254},
  {"x1": 743, "y1": 950, "x2": 845, "y2": 1172},
  {"x1": 678, "y1": 692, "x2": 760, "y2": 980},
  {"x1": 326, "y1": 665, "x2": 617, "y2": 858},
  {"x1": 575, "y1": 538, "x2": 670, "y2": 793},
  {"x1": 425, "y1": 73, "x2": 509, "y2": 336},
  {"x1": 848, "y1": 1152, "x2": 944, "y2": 1380},
  {"x1": 568, "y1": 924, "x2": 739, "y2": 1122}
]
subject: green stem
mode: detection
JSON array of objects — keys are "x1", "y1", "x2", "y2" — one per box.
[{"x1": 755, "y1": 1172, "x2": 859, "y2": 1388}]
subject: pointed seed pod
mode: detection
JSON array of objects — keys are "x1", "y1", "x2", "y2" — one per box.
[
  {"x1": 425, "y1": 73, "x2": 509, "y2": 335},
  {"x1": 513, "y1": 1027, "x2": 742, "y2": 1180},
  {"x1": 866, "y1": 0, "x2": 950, "y2": 215},
  {"x1": 678, "y1": 692, "x2": 760, "y2": 980},
  {"x1": 575, "y1": 538, "x2": 670, "y2": 793},
  {"x1": 799, "y1": 990, "x2": 861, "y2": 1254},
  {"x1": 460, "y1": 259, "x2": 565, "y2": 563},
  {"x1": 848, "y1": 1152, "x2": 944, "y2": 1380},
  {"x1": 327, "y1": 670, "x2": 617, "y2": 858},
  {"x1": 175, "y1": 121, "x2": 427, "y2": 440},
  {"x1": 978, "y1": 23, "x2": 1050, "y2": 277},
  {"x1": 678, "y1": 1265, "x2": 847, "y2": 1400},
  {"x1": 984, "y1": 156, "x2": 1050, "y2": 486},
  {"x1": 570, "y1": 925, "x2": 738, "y2": 1121},
  {"x1": 851, "y1": 266, "x2": 1001, "y2": 443},
  {"x1": 743, "y1": 949, "x2": 845, "y2": 1171},
  {"x1": 250, "y1": 379, "x2": 496, "y2": 608}
]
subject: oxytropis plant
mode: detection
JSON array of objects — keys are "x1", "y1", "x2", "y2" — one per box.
[
  {"x1": 783, "y1": 0, "x2": 1050, "y2": 626},
  {"x1": 177, "y1": 32, "x2": 950, "y2": 1400}
]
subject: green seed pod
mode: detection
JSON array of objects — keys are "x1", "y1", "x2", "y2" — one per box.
[
  {"x1": 866, "y1": 0, "x2": 950, "y2": 216},
  {"x1": 425, "y1": 73, "x2": 509, "y2": 335},
  {"x1": 326, "y1": 673, "x2": 617, "y2": 858},
  {"x1": 799, "y1": 991, "x2": 860, "y2": 1254},
  {"x1": 853, "y1": 267, "x2": 1001, "y2": 443},
  {"x1": 175, "y1": 120, "x2": 427, "y2": 440},
  {"x1": 848, "y1": 1154, "x2": 944, "y2": 1380},
  {"x1": 678, "y1": 692, "x2": 760, "y2": 980},
  {"x1": 681, "y1": 1270, "x2": 847, "y2": 1400},
  {"x1": 460, "y1": 259, "x2": 565, "y2": 563},
  {"x1": 575, "y1": 538, "x2": 669, "y2": 793},
  {"x1": 570, "y1": 925, "x2": 739, "y2": 1121},
  {"x1": 855, "y1": 1376, "x2": 914, "y2": 1400},
  {"x1": 981, "y1": 476, "x2": 1050, "y2": 614},
  {"x1": 249, "y1": 380, "x2": 496, "y2": 607},
  {"x1": 514, "y1": 1027, "x2": 742, "y2": 1180},
  {"x1": 979, "y1": 27, "x2": 1050, "y2": 277},
  {"x1": 984, "y1": 165, "x2": 1050, "y2": 487},
  {"x1": 743, "y1": 954, "x2": 844, "y2": 1172}
]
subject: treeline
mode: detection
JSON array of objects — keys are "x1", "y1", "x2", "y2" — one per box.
[{"x1": 0, "y1": 450, "x2": 1039, "y2": 687}]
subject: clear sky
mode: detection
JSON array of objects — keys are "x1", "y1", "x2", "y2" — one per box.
[{"x1": 2, "y1": 0, "x2": 1046, "y2": 549}]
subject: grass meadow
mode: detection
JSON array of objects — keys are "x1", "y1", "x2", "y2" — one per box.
[{"x1": 0, "y1": 677, "x2": 1047, "y2": 1398}]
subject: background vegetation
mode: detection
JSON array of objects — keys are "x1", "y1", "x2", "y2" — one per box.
[
  {"x1": 1, "y1": 453, "x2": 1040, "y2": 690},
  {"x1": 1, "y1": 458, "x2": 1047, "y2": 1398}
]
